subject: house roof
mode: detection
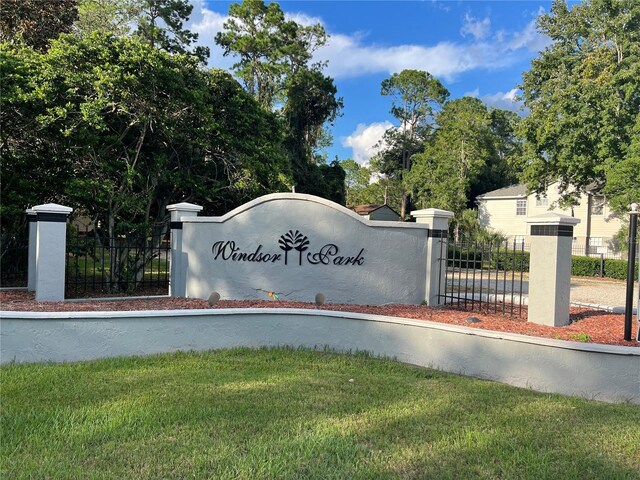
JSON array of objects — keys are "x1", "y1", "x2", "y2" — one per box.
[
  {"x1": 477, "y1": 182, "x2": 604, "y2": 201},
  {"x1": 476, "y1": 184, "x2": 528, "y2": 200},
  {"x1": 347, "y1": 204, "x2": 399, "y2": 216}
]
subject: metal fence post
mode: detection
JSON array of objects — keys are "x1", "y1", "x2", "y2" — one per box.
[{"x1": 624, "y1": 203, "x2": 638, "y2": 341}]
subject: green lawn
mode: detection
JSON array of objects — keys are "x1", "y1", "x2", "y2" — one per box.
[{"x1": 2, "y1": 348, "x2": 639, "y2": 479}]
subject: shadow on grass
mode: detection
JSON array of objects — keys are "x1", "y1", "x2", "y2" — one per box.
[{"x1": 2, "y1": 348, "x2": 639, "y2": 479}]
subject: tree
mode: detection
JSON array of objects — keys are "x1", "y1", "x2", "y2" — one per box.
[
  {"x1": 282, "y1": 68, "x2": 343, "y2": 197},
  {"x1": 604, "y1": 114, "x2": 640, "y2": 213},
  {"x1": 407, "y1": 98, "x2": 519, "y2": 238},
  {"x1": 135, "y1": 0, "x2": 209, "y2": 62},
  {"x1": 469, "y1": 109, "x2": 521, "y2": 205},
  {"x1": 1, "y1": 33, "x2": 289, "y2": 291},
  {"x1": 75, "y1": 0, "x2": 209, "y2": 62},
  {"x1": 342, "y1": 159, "x2": 372, "y2": 206},
  {"x1": 518, "y1": 0, "x2": 640, "y2": 212},
  {"x1": 408, "y1": 98, "x2": 492, "y2": 217},
  {"x1": 216, "y1": 0, "x2": 344, "y2": 203},
  {"x1": 215, "y1": 0, "x2": 327, "y2": 109},
  {"x1": 376, "y1": 69, "x2": 449, "y2": 220},
  {"x1": 341, "y1": 159, "x2": 403, "y2": 213},
  {"x1": 0, "y1": 42, "x2": 68, "y2": 265},
  {"x1": 0, "y1": 0, "x2": 78, "y2": 51},
  {"x1": 75, "y1": 0, "x2": 138, "y2": 37}
]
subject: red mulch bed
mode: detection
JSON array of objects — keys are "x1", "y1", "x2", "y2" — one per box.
[{"x1": 1, "y1": 291, "x2": 638, "y2": 347}]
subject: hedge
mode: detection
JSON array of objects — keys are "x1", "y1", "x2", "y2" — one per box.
[{"x1": 447, "y1": 248, "x2": 638, "y2": 281}]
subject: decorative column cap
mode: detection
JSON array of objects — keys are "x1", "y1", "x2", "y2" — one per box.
[
  {"x1": 166, "y1": 202, "x2": 203, "y2": 213},
  {"x1": 525, "y1": 213, "x2": 580, "y2": 226},
  {"x1": 32, "y1": 203, "x2": 73, "y2": 215},
  {"x1": 410, "y1": 208, "x2": 455, "y2": 220}
]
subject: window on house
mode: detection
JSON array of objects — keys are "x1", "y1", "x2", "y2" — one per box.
[
  {"x1": 589, "y1": 237, "x2": 603, "y2": 247},
  {"x1": 516, "y1": 199, "x2": 527, "y2": 216},
  {"x1": 535, "y1": 196, "x2": 548, "y2": 207},
  {"x1": 591, "y1": 195, "x2": 605, "y2": 215}
]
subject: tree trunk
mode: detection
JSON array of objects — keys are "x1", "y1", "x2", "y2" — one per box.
[{"x1": 400, "y1": 188, "x2": 407, "y2": 221}]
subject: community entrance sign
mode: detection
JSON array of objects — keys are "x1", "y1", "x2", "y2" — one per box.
[
  {"x1": 169, "y1": 193, "x2": 435, "y2": 305},
  {"x1": 211, "y1": 230, "x2": 365, "y2": 267}
]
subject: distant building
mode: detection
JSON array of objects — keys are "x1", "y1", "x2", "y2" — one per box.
[
  {"x1": 476, "y1": 183, "x2": 623, "y2": 255},
  {"x1": 347, "y1": 204, "x2": 400, "y2": 221}
]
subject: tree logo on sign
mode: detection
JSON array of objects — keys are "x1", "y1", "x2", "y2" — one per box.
[{"x1": 278, "y1": 230, "x2": 309, "y2": 265}]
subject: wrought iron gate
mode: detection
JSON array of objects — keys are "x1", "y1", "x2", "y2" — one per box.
[
  {"x1": 438, "y1": 238, "x2": 528, "y2": 317},
  {"x1": 65, "y1": 223, "x2": 171, "y2": 298}
]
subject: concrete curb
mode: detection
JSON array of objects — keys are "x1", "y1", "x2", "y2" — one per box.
[{"x1": 2, "y1": 308, "x2": 638, "y2": 404}]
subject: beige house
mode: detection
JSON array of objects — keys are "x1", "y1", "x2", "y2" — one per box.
[
  {"x1": 476, "y1": 183, "x2": 623, "y2": 255},
  {"x1": 347, "y1": 204, "x2": 400, "y2": 221}
]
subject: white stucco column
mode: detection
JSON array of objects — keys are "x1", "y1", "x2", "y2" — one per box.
[
  {"x1": 25, "y1": 208, "x2": 37, "y2": 291},
  {"x1": 32, "y1": 203, "x2": 73, "y2": 301},
  {"x1": 526, "y1": 213, "x2": 580, "y2": 327},
  {"x1": 167, "y1": 202, "x2": 203, "y2": 297},
  {"x1": 412, "y1": 208, "x2": 454, "y2": 306}
]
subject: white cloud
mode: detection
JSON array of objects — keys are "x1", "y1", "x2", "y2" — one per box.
[
  {"x1": 317, "y1": 35, "x2": 517, "y2": 81},
  {"x1": 286, "y1": 12, "x2": 325, "y2": 28},
  {"x1": 342, "y1": 122, "x2": 393, "y2": 165},
  {"x1": 460, "y1": 14, "x2": 491, "y2": 41},
  {"x1": 188, "y1": 1, "x2": 551, "y2": 83},
  {"x1": 314, "y1": 14, "x2": 550, "y2": 81},
  {"x1": 482, "y1": 88, "x2": 522, "y2": 111},
  {"x1": 188, "y1": 1, "x2": 234, "y2": 69},
  {"x1": 464, "y1": 88, "x2": 480, "y2": 98},
  {"x1": 465, "y1": 88, "x2": 525, "y2": 113},
  {"x1": 508, "y1": 18, "x2": 550, "y2": 52}
]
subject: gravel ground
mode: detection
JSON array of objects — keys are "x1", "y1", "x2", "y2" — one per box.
[
  {"x1": 569, "y1": 276, "x2": 638, "y2": 307},
  {"x1": 448, "y1": 274, "x2": 638, "y2": 308}
]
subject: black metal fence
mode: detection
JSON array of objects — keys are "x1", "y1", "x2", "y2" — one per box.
[
  {"x1": 438, "y1": 238, "x2": 528, "y2": 317},
  {"x1": 0, "y1": 237, "x2": 29, "y2": 288},
  {"x1": 570, "y1": 245, "x2": 639, "y2": 260},
  {"x1": 65, "y1": 225, "x2": 170, "y2": 298}
]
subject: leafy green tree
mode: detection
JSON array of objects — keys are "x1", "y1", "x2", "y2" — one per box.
[
  {"x1": 135, "y1": 0, "x2": 209, "y2": 62},
  {"x1": 0, "y1": 0, "x2": 78, "y2": 51},
  {"x1": 341, "y1": 159, "x2": 403, "y2": 213},
  {"x1": 1, "y1": 33, "x2": 289, "y2": 290},
  {"x1": 0, "y1": 43, "x2": 67, "y2": 264},
  {"x1": 75, "y1": 0, "x2": 208, "y2": 62},
  {"x1": 408, "y1": 98, "x2": 519, "y2": 238},
  {"x1": 318, "y1": 160, "x2": 346, "y2": 205},
  {"x1": 216, "y1": 0, "x2": 343, "y2": 203},
  {"x1": 283, "y1": 68, "x2": 343, "y2": 196},
  {"x1": 376, "y1": 69, "x2": 449, "y2": 220},
  {"x1": 215, "y1": 0, "x2": 327, "y2": 109},
  {"x1": 469, "y1": 109, "x2": 521, "y2": 205},
  {"x1": 408, "y1": 97, "x2": 492, "y2": 217},
  {"x1": 518, "y1": 0, "x2": 640, "y2": 211},
  {"x1": 342, "y1": 159, "x2": 372, "y2": 206},
  {"x1": 76, "y1": 0, "x2": 139, "y2": 37}
]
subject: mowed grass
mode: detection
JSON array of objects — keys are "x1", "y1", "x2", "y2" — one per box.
[{"x1": 1, "y1": 348, "x2": 639, "y2": 479}]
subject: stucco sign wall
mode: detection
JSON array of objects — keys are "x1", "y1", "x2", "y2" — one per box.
[{"x1": 177, "y1": 194, "x2": 430, "y2": 305}]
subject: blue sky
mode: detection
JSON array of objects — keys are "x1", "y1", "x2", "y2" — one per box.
[{"x1": 188, "y1": 1, "x2": 558, "y2": 164}]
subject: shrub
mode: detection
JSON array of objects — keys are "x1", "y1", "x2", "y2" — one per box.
[
  {"x1": 571, "y1": 256, "x2": 601, "y2": 277},
  {"x1": 604, "y1": 259, "x2": 638, "y2": 281},
  {"x1": 489, "y1": 250, "x2": 530, "y2": 271}
]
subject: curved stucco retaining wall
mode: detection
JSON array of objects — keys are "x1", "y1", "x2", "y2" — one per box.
[{"x1": 1, "y1": 309, "x2": 638, "y2": 404}]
